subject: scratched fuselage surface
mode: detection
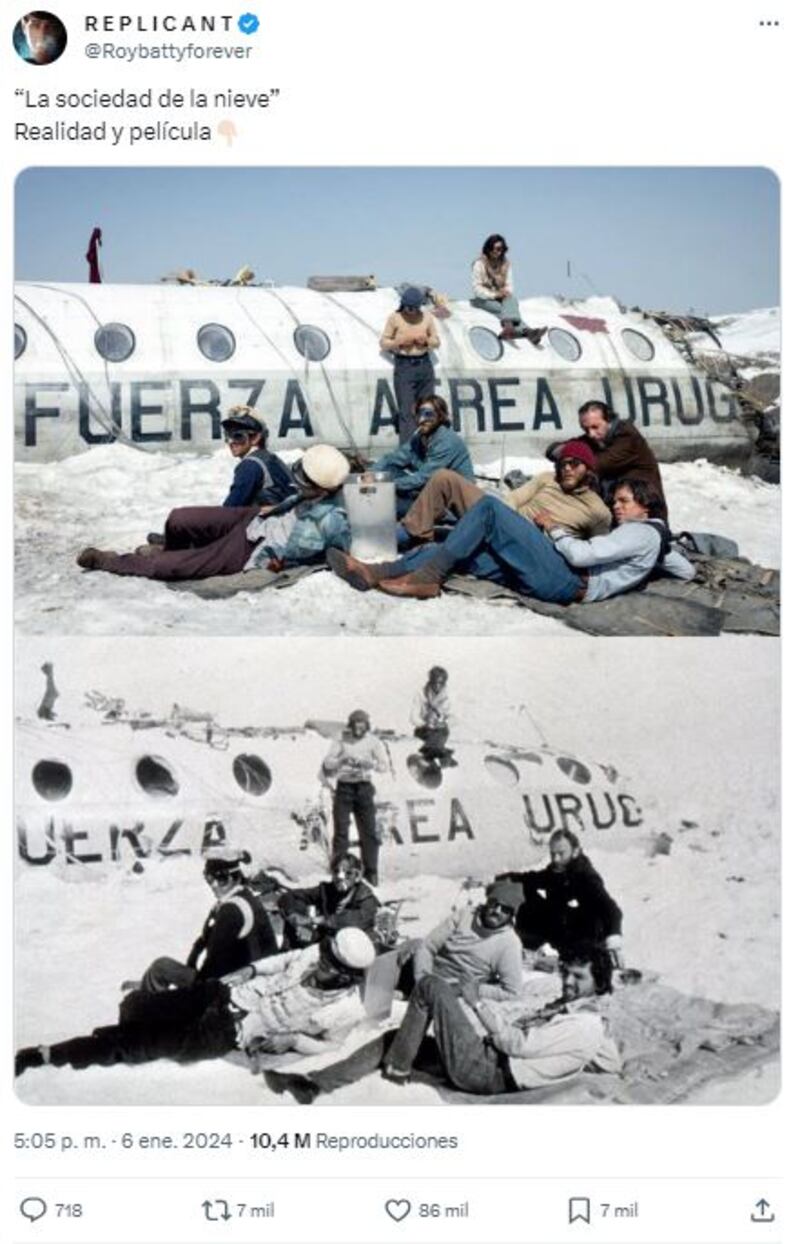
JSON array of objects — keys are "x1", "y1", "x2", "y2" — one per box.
[{"x1": 14, "y1": 283, "x2": 750, "y2": 464}]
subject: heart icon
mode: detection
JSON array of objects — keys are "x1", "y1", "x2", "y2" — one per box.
[{"x1": 385, "y1": 1199, "x2": 412, "y2": 1222}]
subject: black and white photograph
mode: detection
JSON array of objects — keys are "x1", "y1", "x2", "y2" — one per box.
[{"x1": 15, "y1": 637, "x2": 779, "y2": 1106}]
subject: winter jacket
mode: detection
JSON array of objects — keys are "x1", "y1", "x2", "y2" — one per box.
[
  {"x1": 503, "y1": 854, "x2": 622, "y2": 952},
  {"x1": 279, "y1": 881, "x2": 380, "y2": 940},
  {"x1": 548, "y1": 420, "x2": 666, "y2": 510},
  {"x1": 223, "y1": 448, "x2": 294, "y2": 508},
  {"x1": 187, "y1": 886, "x2": 279, "y2": 980},
  {"x1": 374, "y1": 426, "x2": 475, "y2": 496}
]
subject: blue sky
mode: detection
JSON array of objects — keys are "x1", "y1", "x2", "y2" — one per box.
[{"x1": 15, "y1": 167, "x2": 779, "y2": 312}]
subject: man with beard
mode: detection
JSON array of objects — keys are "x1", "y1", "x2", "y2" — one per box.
[
  {"x1": 371, "y1": 396, "x2": 474, "y2": 517},
  {"x1": 396, "y1": 439, "x2": 611, "y2": 546},
  {"x1": 498, "y1": 829, "x2": 624, "y2": 964},
  {"x1": 265, "y1": 941, "x2": 620, "y2": 1102},
  {"x1": 278, "y1": 853, "x2": 380, "y2": 949},
  {"x1": 328, "y1": 477, "x2": 693, "y2": 603},
  {"x1": 551, "y1": 399, "x2": 666, "y2": 515}
]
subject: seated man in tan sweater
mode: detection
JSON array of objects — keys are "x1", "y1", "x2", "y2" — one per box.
[{"x1": 400, "y1": 439, "x2": 611, "y2": 543}]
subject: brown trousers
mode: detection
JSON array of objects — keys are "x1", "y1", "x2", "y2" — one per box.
[
  {"x1": 401, "y1": 470, "x2": 485, "y2": 540},
  {"x1": 96, "y1": 506, "x2": 258, "y2": 581}
]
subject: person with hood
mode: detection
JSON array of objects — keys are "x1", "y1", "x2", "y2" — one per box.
[
  {"x1": 497, "y1": 829, "x2": 624, "y2": 963},
  {"x1": 76, "y1": 444, "x2": 351, "y2": 582},
  {"x1": 278, "y1": 852, "x2": 380, "y2": 949},
  {"x1": 371, "y1": 396, "x2": 474, "y2": 517},
  {"x1": 135, "y1": 849, "x2": 280, "y2": 994},
  {"x1": 327, "y1": 477, "x2": 694, "y2": 603},
  {"x1": 16, "y1": 928, "x2": 376, "y2": 1076},
  {"x1": 379, "y1": 286, "x2": 441, "y2": 443},
  {"x1": 471, "y1": 234, "x2": 546, "y2": 344},
  {"x1": 322, "y1": 711, "x2": 388, "y2": 887}
]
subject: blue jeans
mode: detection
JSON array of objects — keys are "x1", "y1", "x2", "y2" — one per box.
[
  {"x1": 471, "y1": 294, "x2": 524, "y2": 325},
  {"x1": 386, "y1": 976, "x2": 512, "y2": 1093},
  {"x1": 398, "y1": 496, "x2": 582, "y2": 604}
]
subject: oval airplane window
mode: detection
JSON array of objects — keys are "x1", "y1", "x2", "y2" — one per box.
[
  {"x1": 135, "y1": 755, "x2": 179, "y2": 798},
  {"x1": 622, "y1": 328, "x2": 655, "y2": 361},
  {"x1": 406, "y1": 753, "x2": 443, "y2": 790},
  {"x1": 469, "y1": 326, "x2": 504, "y2": 363},
  {"x1": 548, "y1": 327, "x2": 582, "y2": 362},
  {"x1": 556, "y1": 755, "x2": 592, "y2": 785},
  {"x1": 484, "y1": 755, "x2": 520, "y2": 787},
  {"x1": 31, "y1": 759, "x2": 73, "y2": 801},
  {"x1": 197, "y1": 323, "x2": 236, "y2": 362},
  {"x1": 232, "y1": 753, "x2": 272, "y2": 796},
  {"x1": 94, "y1": 322, "x2": 136, "y2": 363},
  {"x1": 15, "y1": 323, "x2": 27, "y2": 360},
  {"x1": 294, "y1": 325, "x2": 331, "y2": 362}
]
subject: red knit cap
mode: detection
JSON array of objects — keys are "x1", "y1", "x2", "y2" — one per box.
[{"x1": 557, "y1": 439, "x2": 597, "y2": 471}]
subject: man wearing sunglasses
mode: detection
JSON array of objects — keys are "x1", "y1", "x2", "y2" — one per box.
[
  {"x1": 371, "y1": 395, "x2": 475, "y2": 517},
  {"x1": 76, "y1": 443, "x2": 351, "y2": 582},
  {"x1": 221, "y1": 407, "x2": 294, "y2": 509}
]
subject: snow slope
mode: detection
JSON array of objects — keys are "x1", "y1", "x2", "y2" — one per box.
[
  {"x1": 15, "y1": 638, "x2": 780, "y2": 1106},
  {"x1": 15, "y1": 446, "x2": 779, "y2": 637}
]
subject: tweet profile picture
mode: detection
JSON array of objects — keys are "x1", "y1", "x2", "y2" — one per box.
[{"x1": 13, "y1": 11, "x2": 67, "y2": 65}]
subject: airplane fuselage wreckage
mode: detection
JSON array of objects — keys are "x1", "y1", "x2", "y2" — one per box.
[
  {"x1": 14, "y1": 282, "x2": 755, "y2": 465},
  {"x1": 16, "y1": 711, "x2": 645, "y2": 880}
]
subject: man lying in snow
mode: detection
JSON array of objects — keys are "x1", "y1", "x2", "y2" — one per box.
[
  {"x1": 264, "y1": 942, "x2": 620, "y2": 1102},
  {"x1": 15, "y1": 928, "x2": 376, "y2": 1077},
  {"x1": 327, "y1": 478, "x2": 695, "y2": 603},
  {"x1": 75, "y1": 445, "x2": 351, "y2": 583}
]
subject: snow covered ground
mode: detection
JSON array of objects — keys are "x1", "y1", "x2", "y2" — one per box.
[
  {"x1": 14, "y1": 447, "x2": 779, "y2": 636},
  {"x1": 15, "y1": 639, "x2": 780, "y2": 1106}
]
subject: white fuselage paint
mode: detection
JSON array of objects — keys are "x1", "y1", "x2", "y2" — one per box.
[
  {"x1": 17, "y1": 721, "x2": 645, "y2": 880},
  {"x1": 14, "y1": 283, "x2": 751, "y2": 465}
]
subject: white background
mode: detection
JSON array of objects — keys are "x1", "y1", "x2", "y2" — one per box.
[{"x1": 4, "y1": 2, "x2": 793, "y2": 1241}]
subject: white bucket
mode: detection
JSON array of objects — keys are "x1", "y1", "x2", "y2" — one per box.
[{"x1": 343, "y1": 473, "x2": 398, "y2": 563}]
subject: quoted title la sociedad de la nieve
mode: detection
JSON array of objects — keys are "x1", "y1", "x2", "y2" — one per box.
[{"x1": 84, "y1": 14, "x2": 242, "y2": 34}]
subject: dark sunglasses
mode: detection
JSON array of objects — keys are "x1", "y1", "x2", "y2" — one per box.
[{"x1": 225, "y1": 430, "x2": 251, "y2": 445}]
